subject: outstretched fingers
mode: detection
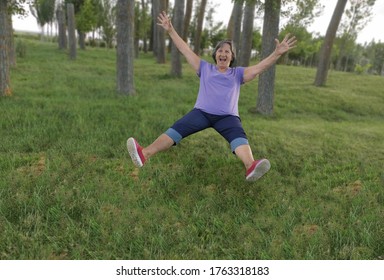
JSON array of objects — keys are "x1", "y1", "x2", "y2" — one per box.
[
  {"x1": 283, "y1": 34, "x2": 297, "y2": 49},
  {"x1": 157, "y1": 11, "x2": 173, "y2": 30},
  {"x1": 157, "y1": 11, "x2": 166, "y2": 24}
]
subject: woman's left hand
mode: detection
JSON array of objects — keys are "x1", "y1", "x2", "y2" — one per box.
[{"x1": 275, "y1": 34, "x2": 297, "y2": 55}]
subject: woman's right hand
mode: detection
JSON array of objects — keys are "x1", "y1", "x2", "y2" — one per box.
[{"x1": 157, "y1": 11, "x2": 173, "y2": 32}]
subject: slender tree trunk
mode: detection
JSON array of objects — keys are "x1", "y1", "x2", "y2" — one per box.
[
  {"x1": 141, "y1": 0, "x2": 148, "y2": 53},
  {"x1": 0, "y1": 0, "x2": 11, "y2": 96},
  {"x1": 57, "y1": 8, "x2": 67, "y2": 50},
  {"x1": 116, "y1": 0, "x2": 135, "y2": 95},
  {"x1": 67, "y1": 3, "x2": 77, "y2": 60},
  {"x1": 227, "y1": 0, "x2": 243, "y2": 61},
  {"x1": 193, "y1": 0, "x2": 207, "y2": 55},
  {"x1": 255, "y1": 0, "x2": 281, "y2": 115},
  {"x1": 239, "y1": 0, "x2": 256, "y2": 66},
  {"x1": 182, "y1": 0, "x2": 193, "y2": 42},
  {"x1": 314, "y1": 0, "x2": 348, "y2": 86},
  {"x1": 152, "y1": 0, "x2": 166, "y2": 63},
  {"x1": 78, "y1": 31, "x2": 86, "y2": 50},
  {"x1": 7, "y1": 12, "x2": 15, "y2": 67},
  {"x1": 170, "y1": 0, "x2": 185, "y2": 77}
]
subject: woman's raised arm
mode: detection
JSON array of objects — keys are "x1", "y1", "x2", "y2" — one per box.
[
  {"x1": 157, "y1": 11, "x2": 200, "y2": 72},
  {"x1": 243, "y1": 34, "x2": 297, "y2": 83}
]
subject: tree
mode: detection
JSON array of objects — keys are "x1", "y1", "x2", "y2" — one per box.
[
  {"x1": 204, "y1": 6, "x2": 226, "y2": 49},
  {"x1": 1, "y1": 0, "x2": 32, "y2": 97},
  {"x1": 254, "y1": 0, "x2": 281, "y2": 115},
  {"x1": 116, "y1": 0, "x2": 135, "y2": 95},
  {"x1": 99, "y1": 0, "x2": 116, "y2": 48},
  {"x1": 0, "y1": 0, "x2": 11, "y2": 96},
  {"x1": 138, "y1": 0, "x2": 150, "y2": 53},
  {"x1": 227, "y1": 0, "x2": 244, "y2": 60},
  {"x1": 364, "y1": 41, "x2": 384, "y2": 75},
  {"x1": 30, "y1": 0, "x2": 56, "y2": 39},
  {"x1": 314, "y1": 0, "x2": 347, "y2": 86},
  {"x1": 193, "y1": 0, "x2": 207, "y2": 55},
  {"x1": 67, "y1": 3, "x2": 77, "y2": 59},
  {"x1": 152, "y1": 0, "x2": 166, "y2": 63},
  {"x1": 57, "y1": 7, "x2": 67, "y2": 49},
  {"x1": 336, "y1": 0, "x2": 375, "y2": 71},
  {"x1": 238, "y1": 0, "x2": 256, "y2": 66},
  {"x1": 182, "y1": 0, "x2": 193, "y2": 42},
  {"x1": 283, "y1": 0, "x2": 322, "y2": 27},
  {"x1": 76, "y1": 0, "x2": 98, "y2": 49},
  {"x1": 170, "y1": 0, "x2": 185, "y2": 77}
]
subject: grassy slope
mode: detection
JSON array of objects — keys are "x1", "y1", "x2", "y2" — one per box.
[{"x1": 0, "y1": 38, "x2": 383, "y2": 259}]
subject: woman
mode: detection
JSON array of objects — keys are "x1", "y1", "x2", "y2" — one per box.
[{"x1": 127, "y1": 11, "x2": 296, "y2": 181}]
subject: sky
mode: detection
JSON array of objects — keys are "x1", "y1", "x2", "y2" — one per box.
[{"x1": 12, "y1": 0, "x2": 384, "y2": 44}]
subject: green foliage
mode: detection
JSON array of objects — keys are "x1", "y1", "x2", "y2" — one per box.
[
  {"x1": 9, "y1": 1, "x2": 33, "y2": 16},
  {"x1": 1, "y1": 38, "x2": 384, "y2": 259},
  {"x1": 29, "y1": 0, "x2": 56, "y2": 27},
  {"x1": 354, "y1": 63, "x2": 372, "y2": 74},
  {"x1": 76, "y1": 0, "x2": 98, "y2": 33}
]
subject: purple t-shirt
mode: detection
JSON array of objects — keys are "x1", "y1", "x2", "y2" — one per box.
[{"x1": 194, "y1": 60, "x2": 245, "y2": 117}]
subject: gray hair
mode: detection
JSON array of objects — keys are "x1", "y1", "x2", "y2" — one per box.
[{"x1": 212, "y1": 39, "x2": 236, "y2": 67}]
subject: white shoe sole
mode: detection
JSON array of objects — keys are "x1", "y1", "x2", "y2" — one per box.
[
  {"x1": 246, "y1": 159, "x2": 271, "y2": 181},
  {"x1": 127, "y1": 137, "x2": 143, "y2": 167}
]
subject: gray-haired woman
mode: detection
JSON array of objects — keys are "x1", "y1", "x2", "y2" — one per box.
[{"x1": 127, "y1": 11, "x2": 297, "y2": 181}]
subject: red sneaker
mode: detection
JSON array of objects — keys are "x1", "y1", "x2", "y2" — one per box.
[
  {"x1": 127, "y1": 137, "x2": 146, "y2": 167},
  {"x1": 246, "y1": 159, "x2": 271, "y2": 181}
]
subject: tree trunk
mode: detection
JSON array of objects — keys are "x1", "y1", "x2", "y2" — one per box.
[
  {"x1": 227, "y1": 0, "x2": 243, "y2": 61},
  {"x1": 239, "y1": 0, "x2": 256, "y2": 66},
  {"x1": 152, "y1": 0, "x2": 166, "y2": 63},
  {"x1": 255, "y1": 0, "x2": 281, "y2": 116},
  {"x1": 7, "y1": 12, "x2": 15, "y2": 67},
  {"x1": 170, "y1": 0, "x2": 185, "y2": 77},
  {"x1": 141, "y1": 0, "x2": 148, "y2": 53},
  {"x1": 0, "y1": 0, "x2": 11, "y2": 96},
  {"x1": 78, "y1": 31, "x2": 86, "y2": 50},
  {"x1": 314, "y1": 0, "x2": 348, "y2": 86},
  {"x1": 182, "y1": 0, "x2": 193, "y2": 42},
  {"x1": 116, "y1": 0, "x2": 135, "y2": 95},
  {"x1": 193, "y1": 0, "x2": 207, "y2": 55},
  {"x1": 57, "y1": 8, "x2": 67, "y2": 50},
  {"x1": 67, "y1": 3, "x2": 77, "y2": 60}
]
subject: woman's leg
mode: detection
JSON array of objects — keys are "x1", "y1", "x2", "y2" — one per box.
[
  {"x1": 142, "y1": 133, "x2": 174, "y2": 160},
  {"x1": 213, "y1": 115, "x2": 270, "y2": 180},
  {"x1": 128, "y1": 109, "x2": 211, "y2": 165},
  {"x1": 234, "y1": 144, "x2": 255, "y2": 170},
  {"x1": 213, "y1": 115, "x2": 253, "y2": 169}
]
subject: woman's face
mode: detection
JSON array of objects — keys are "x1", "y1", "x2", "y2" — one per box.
[{"x1": 215, "y1": 43, "x2": 233, "y2": 68}]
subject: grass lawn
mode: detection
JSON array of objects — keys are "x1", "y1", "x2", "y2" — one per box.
[{"x1": 0, "y1": 37, "x2": 383, "y2": 259}]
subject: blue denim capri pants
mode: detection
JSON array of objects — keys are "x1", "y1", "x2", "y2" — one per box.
[{"x1": 165, "y1": 108, "x2": 249, "y2": 153}]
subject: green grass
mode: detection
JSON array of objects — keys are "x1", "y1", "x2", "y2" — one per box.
[{"x1": 1, "y1": 38, "x2": 383, "y2": 260}]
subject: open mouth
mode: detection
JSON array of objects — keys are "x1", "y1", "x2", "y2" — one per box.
[{"x1": 218, "y1": 57, "x2": 227, "y2": 63}]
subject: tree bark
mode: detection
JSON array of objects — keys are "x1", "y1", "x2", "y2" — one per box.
[
  {"x1": 7, "y1": 12, "x2": 15, "y2": 67},
  {"x1": 152, "y1": 0, "x2": 166, "y2": 63},
  {"x1": 314, "y1": 0, "x2": 348, "y2": 86},
  {"x1": 57, "y1": 8, "x2": 67, "y2": 50},
  {"x1": 170, "y1": 0, "x2": 185, "y2": 77},
  {"x1": 141, "y1": 0, "x2": 148, "y2": 53},
  {"x1": 239, "y1": 0, "x2": 256, "y2": 66},
  {"x1": 227, "y1": 0, "x2": 243, "y2": 61},
  {"x1": 193, "y1": 0, "x2": 207, "y2": 55},
  {"x1": 116, "y1": 0, "x2": 135, "y2": 95},
  {"x1": 182, "y1": 0, "x2": 193, "y2": 42},
  {"x1": 67, "y1": 3, "x2": 77, "y2": 60},
  {"x1": 0, "y1": 0, "x2": 11, "y2": 96},
  {"x1": 78, "y1": 31, "x2": 86, "y2": 50},
  {"x1": 255, "y1": 0, "x2": 281, "y2": 115}
]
